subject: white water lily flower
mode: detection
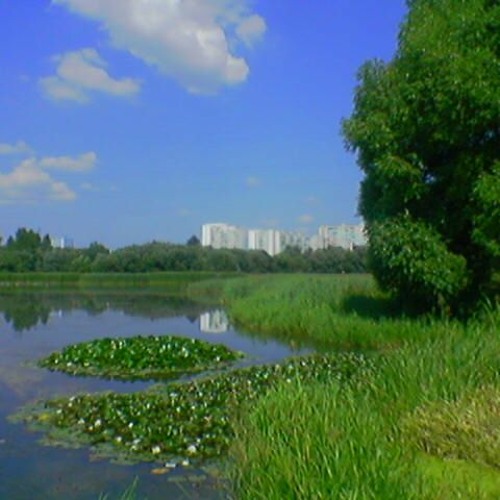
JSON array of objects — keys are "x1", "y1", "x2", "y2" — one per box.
[
  {"x1": 95, "y1": 419, "x2": 102, "y2": 427},
  {"x1": 187, "y1": 444, "x2": 197, "y2": 455},
  {"x1": 152, "y1": 445, "x2": 161, "y2": 454},
  {"x1": 128, "y1": 422, "x2": 134, "y2": 428},
  {"x1": 77, "y1": 419, "x2": 85, "y2": 425},
  {"x1": 115, "y1": 436, "x2": 122, "y2": 443}
]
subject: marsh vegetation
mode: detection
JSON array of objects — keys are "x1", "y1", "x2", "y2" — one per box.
[{"x1": 6, "y1": 272, "x2": 499, "y2": 499}]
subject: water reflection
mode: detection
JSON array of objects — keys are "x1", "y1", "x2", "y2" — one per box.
[
  {"x1": 0, "y1": 291, "x2": 206, "y2": 332},
  {"x1": 199, "y1": 310, "x2": 229, "y2": 333},
  {"x1": 0, "y1": 290, "x2": 310, "y2": 499}
]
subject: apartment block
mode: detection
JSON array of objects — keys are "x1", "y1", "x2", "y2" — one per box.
[
  {"x1": 201, "y1": 223, "x2": 248, "y2": 250},
  {"x1": 201, "y1": 222, "x2": 367, "y2": 255},
  {"x1": 50, "y1": 236, "x2": 74, "y2": 249},
  {"x1": 248, "y1": 229, "x2": 282, "y2": 256},
  {"x1": 318, "y1": 223, "x2": 366, "y2": 250}
]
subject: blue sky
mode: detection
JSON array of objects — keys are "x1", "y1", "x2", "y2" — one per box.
[{"x1": 1, "y1": 0, "x2": 407, "y2": 248}]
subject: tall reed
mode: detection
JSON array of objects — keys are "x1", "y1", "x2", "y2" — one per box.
[{"x1": 228, "y1": 292, "x2": 500, "y2": 498}]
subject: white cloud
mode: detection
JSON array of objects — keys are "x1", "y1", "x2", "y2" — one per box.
[
  {"x1": 245, "y1": 175, "x2": 261, "y2": 187},
  {"x1": 0, "y1": 151, "x2": 97, "y2": 204},
  {"x1": 0, "y1": 140, "x2": 32, "y2": 155},
  {"x1": 40, "y1": 48, "x2": 141, "y2": 102},
  {"x1": 53, "y1": 0, "x2": 266, "y2": 94},
  {"x1": 0, "y1": 159, "x2": 76, "y2": 203},
  {"x1": 39, "y1": 152, "x2": 97, "y2": 172},
  {"x1": 298, "y1": 214, "x2": 314, "y2": 224},
  {"x1": 236, "y1": 15, "x2": 266, "y2": 47}
]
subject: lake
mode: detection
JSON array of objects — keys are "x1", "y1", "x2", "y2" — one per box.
[{"x1": 0, "y1": 291, "x2": 309, "y2": 499}]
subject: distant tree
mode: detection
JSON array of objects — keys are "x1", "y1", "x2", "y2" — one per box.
[
  {"x1": 7, "y1": 228, "x2": 42, "y2": 252},
  {"x1": 85, "y1": 242, "x2": 110, "y2": 262},
  {"x1": 41, "y1": 234, "x2": 52, "y2": 251},
  {"x1": 275, "y1": 246, "x2": 310, "y2": 273},
  {"x1": 343, "y1": 0, "x2": 499, "y2": 312},
  {"x1": 186, "y1": 235, "x2": 201, "y2": 246}
]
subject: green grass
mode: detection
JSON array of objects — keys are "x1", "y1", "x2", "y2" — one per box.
[
  {"x1": 404, "y1": 385, "x2": 500, "y2": 469},
  {"x1": 222, "y1": 275, "x2": 500, "y2": 499},
  {"x1": 230, "y1": 378, "x2": 430, "y2": 500},
  {"x1": 0, "y1": 271, "x2": 237, "y2": 292},
  {"x1": 190, "y1": 274, "x2": 461, "y2": 349},
  {"x1": 7, "y1": 272, "x2": 498, "y2": 497},
  {"x1": 418, "y1": 456, "x2": 500, "y2": 499}
]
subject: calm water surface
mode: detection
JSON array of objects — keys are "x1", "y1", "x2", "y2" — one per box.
[{"x1": 0, "y1": 291, "x2": 310, "y2": 499}]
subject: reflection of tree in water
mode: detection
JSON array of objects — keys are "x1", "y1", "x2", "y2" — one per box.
[
  {"x1": 0, "y1": 292, "x2": 209, "y2": 332},
  {"x1": 3, "y1": 298, "x2": 51, "y2": 332}
]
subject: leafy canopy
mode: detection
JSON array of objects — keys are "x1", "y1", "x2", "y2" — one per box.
[{"x1": 343, "y1": 0, "x2": 500, "y2": 311}]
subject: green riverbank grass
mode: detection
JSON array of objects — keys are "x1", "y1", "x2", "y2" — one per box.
[
  {"x1": 0, "y1": 271, "x2": 236, "y2": 292},
  {"x1": 229, "y1": 305, "x2": 500, "y2": 499},
  {"x1": 8, "y1": 273, "x2": 499, "y2": 497},
  {"x1": 189, "y1": 274, "x2": 456, "y2": 349}
]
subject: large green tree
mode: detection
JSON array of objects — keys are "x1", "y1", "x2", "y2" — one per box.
[{"x1": 343, "y1": 0, "x2": 499, "y2": 311}]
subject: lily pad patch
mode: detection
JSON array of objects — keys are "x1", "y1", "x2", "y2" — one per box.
[
  {"x1": 38, "y1": 335, "x2": 243, "y2": 381},
  {"x1": 13, "y1": 352, "x2": 372, "y2": 464}
]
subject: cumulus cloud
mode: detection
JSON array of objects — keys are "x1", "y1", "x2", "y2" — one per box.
[
  {"x1": 236, "y1": 15, "x2": 266, "y2": 47},
  {"x1": 298, "y1": 214, "x2": 314, "y2": 224},
  {"x1": 0, "y1": 151, "x2": 97, "y2": 204},
  {"x1": 0, "y1": 159, "x2": 76, "y2": 203},
  {"x1": 53, "y1": 0, "x2": 266, "y2": 93},
  {"x1": 0, "y1": 140, "x2": 32, "y2": 155},
  {"x1": 39, "y1": 152, "x2": 97, "y2": 172},
  {"x1": 40, "y1": 48, "x2": 141, "y2": 102}
]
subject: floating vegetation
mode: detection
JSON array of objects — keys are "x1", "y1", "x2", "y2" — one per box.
[
  {"x1": 14, "y1": 352, "x2": 373, "y2": 465},
  {"x1": 38, "y1": 335, "x2": 243, "y2": 381}
]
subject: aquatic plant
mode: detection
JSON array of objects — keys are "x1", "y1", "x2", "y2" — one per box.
[
  {"x1": 38, "y1": 335, "x2": 243, "y2": 381},
  {"x1": 15, "y1": 352, "x2": 372, "y2": 464}
]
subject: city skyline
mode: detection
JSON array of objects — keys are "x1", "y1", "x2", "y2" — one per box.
[
  {"x1": 201, "y1": 221, "x2": 366, "y2": 255},
  {"x1": 1, "y1": 1, "x2": 407, "y2": 248},
  {"x1": 1, "y1": 219, "x2": 367, "y2": 252}
]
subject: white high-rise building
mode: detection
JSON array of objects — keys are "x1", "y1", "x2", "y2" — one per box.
[
  {"x1": 280, "y1": 231, "x2": 310, "y2": 252},
  {"x1": 248, "y1": 229, "x2": 282, "y2": 256},
  {"x1": 318, "y1": 223, "x2": 366, "y2": 250},
  {"x1": 201, "y1": 222, "x2": 367, "y2": 254},
  {"x1": 201, "y1": 223, "x2": 247, "y2": 250},
  {"x1": 50, "y1": 236, "x2": 74, "y2": 249}
]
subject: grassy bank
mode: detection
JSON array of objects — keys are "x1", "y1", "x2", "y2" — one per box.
[
  {"x1": 188, "y1": 275, "x2": 500, "y2": 498},
  {"x1": 0, "y1": 271, "x2": 237, "y2": 292},
  {"x1": 189, "y1": 274, "x2": 460, "y2": 350}
]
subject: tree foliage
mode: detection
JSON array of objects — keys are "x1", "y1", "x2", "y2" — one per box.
[
  {"x1": 0, "y1": 228, "x2": 368, "y2": 274},
  {"x1": 343, "y1": 0, "x2": 500, "y2": 311}
]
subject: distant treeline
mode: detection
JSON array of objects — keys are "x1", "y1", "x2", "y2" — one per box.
[{"x1": 0, "y1": 228, "x2": 368, "y2": 274}]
